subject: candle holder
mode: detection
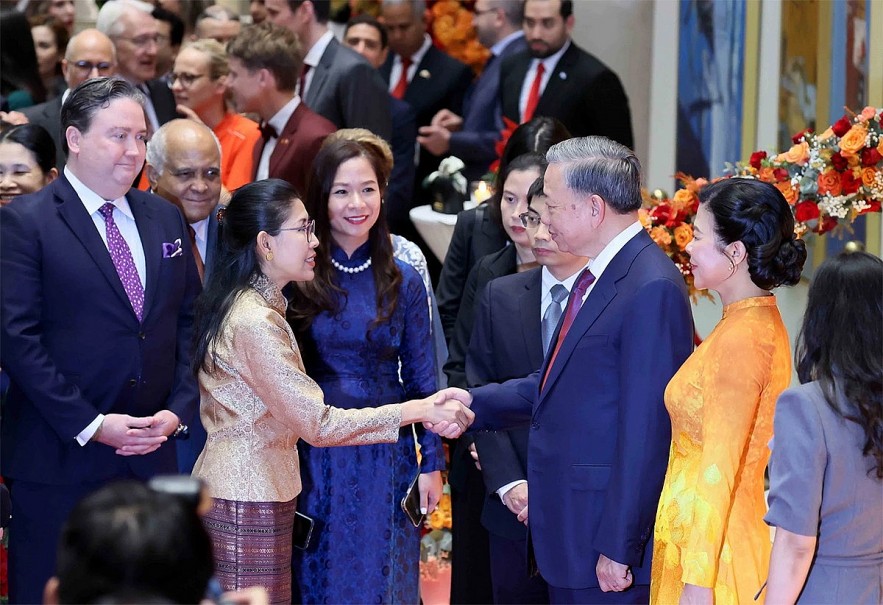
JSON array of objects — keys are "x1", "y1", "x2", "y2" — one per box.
[{"x1": 470, "y1": 180, "x2": 494, "y2": 205}]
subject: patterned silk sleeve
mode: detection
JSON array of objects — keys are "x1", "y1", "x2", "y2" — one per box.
[{"x1": 397, "y1": 265, "x2": 444, "y2": 472}]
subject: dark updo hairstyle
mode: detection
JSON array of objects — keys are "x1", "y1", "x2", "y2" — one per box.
[
  {"x1": 0, "y1": 123, "x2": 57, "y2": 175},
  {"x1": 698, "y1": 178, "x2": 807, "y2": 290},
  {"x1": 289, "y1": 136, "x2": 400, "y2": 335},
  {"x1": 54, "y1": 481, "x2": 214, "y2": 604},
  {"x1": 488, "y1": 117, "x2": 571, "y2": 233},
  {"x1": 193, "y1": 178, "x2": 301, "y2": 373},
  {"x1": 795, "y1": 251, "x2": 883, "y2": 478}
]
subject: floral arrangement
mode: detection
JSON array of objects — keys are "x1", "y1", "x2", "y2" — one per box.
[
  {"x1": 727, "y1": 106, "x2": 883, "y2": 236},
  {"x1": 639, "y1": 175, "x2": 713, "y2": 303},
  {"x1": 428, "y1": 1, "x2": 490, "y2": 75},
  {"x1": 419, "y1": 484, "x2": 453, "y2": 581}
]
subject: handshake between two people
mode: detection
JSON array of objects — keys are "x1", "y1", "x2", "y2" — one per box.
[{"x1": 402, "y1": 387, "x2": 475, "y2": 439}]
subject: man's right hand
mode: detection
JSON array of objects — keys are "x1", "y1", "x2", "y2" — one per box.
[
  {"x1": 430, "y1": 108, "x2": 463, "y2": 132},
  {"x1": 94, "y1": 413, "x2": 168, "y2": 456}
]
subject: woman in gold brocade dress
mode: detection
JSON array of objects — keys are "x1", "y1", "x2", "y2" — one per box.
[{"x1": 650, "y1": 179, "x2": 807, "y2": 605}]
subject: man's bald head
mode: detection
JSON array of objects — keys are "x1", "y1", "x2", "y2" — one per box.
[
  {"x1": 146, "y1": 119, "x2": 222, "y2": 224},
  {"x1": 62, "y1": 29, "x2": 117, "y2": 90}
]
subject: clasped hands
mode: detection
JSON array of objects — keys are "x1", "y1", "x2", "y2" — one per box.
[
  {"x1": 93, "y1": 409, "x2": 180, "y2": 456},
  {"x1": 422, "y1": 387, "x2": 474, "y2": 438}
]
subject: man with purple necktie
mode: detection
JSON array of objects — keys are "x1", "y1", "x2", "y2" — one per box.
[{"x1": 0, "y1": 78, "x2": 201, "y2": 604}]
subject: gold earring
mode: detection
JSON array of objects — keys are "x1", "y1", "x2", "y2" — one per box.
[{"x1": 265, "y1": 251, "x2": 274, "y2": 261}]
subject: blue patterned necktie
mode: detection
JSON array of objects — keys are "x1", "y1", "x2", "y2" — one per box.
[
  {"x1": 99, "y1": 202, "x2": 144, "y2": 321},
  {"x1": 541, "y1": 284, "x2": 569, "y2": 354}
]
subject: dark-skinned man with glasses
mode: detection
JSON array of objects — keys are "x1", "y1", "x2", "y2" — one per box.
[{"x1": 23, "y1": 29, "x2": 117, "y2": 170}]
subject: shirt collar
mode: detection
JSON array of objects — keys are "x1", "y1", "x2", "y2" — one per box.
[
  {"x1": 267, "y1": 95, "x2": 301, "y2": 135},
  {"x1": 190, "y1": 216, "x2": 209, "y2": 241},
  {"x1": 304, "y1": 30, "x2": 334, "y2": 68},
  {"x1": 400, "y1": 33, "x2": 433, "y2": 66},
  {"x1": 541, "y1": 261, "x2": 589, "y2": 296},
  {"x1": 250, "y1": 272, "x2": 287, "y2": 314},
  {"x1": 491, "y1": 30, "x2": 524, "y2": 57},
  {"x1": 532, "y1": 38, "x2": 571, "y2": 73},
  {"x1": 588, "y1": 221, "x2": 644, "y2": 282},
  {"x1": 63, "y1": 166, "x2": 135, "y2": 220}
]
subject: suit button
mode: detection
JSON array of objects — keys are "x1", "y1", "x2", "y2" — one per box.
[
  {"x1": 139, "y1": 332, "x2": 146, "y2": 340},
  {"x1": 531, "y1": 422, "x2": 539, "y2": 429},
  {"x1": 129, "y1": 379, "x2": 137, "y2": 387}
]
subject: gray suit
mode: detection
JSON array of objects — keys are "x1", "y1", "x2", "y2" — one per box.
[
  {"x1": 304, "y1": 38, "x2": 392, "y2": 141},
  {"x1": 23, "y1": 96, "x2": 65, "y2": 169},
  {"x1": 766, "y1": 381, "x2": 883, "y2": 604}
]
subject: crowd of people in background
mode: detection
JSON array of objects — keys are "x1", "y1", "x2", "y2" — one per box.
[{"x1": 0, "y1": 1, "x2": 880, "y2": 605}]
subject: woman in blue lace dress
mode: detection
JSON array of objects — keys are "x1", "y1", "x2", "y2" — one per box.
[{"x1": 289, "y1": 133, "x2": 444, "y2": 603}]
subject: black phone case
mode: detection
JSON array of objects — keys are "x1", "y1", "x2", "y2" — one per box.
[
  {"x1": 292, "y1": 510, "x2": 315, "y2": 550},
  {"x1": 401, "y1": 472, "x2": 424, "y2": 528}
]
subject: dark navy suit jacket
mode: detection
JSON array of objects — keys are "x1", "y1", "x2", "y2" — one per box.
[
  {"x1": 386, "y1": 96, "x2": 417, "y2": 238},
  {"x1": 0, "y1": 175, "x2": 201, "y2": 484},
  {"x1": 469, "y1": 230, "x2": 692, "y2": 589},
  {"x1": 467, "y1": 267, "x2": 543, "y2": 541},
  {"x1": 450, "y1": 34, "x2": 527, "y2": 181}
]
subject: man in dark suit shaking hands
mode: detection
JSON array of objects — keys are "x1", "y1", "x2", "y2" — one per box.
[
  {"x1": 434, "y1": 137, "x2": 693, "y2": 603},
  {"x1": 0, "y1": 78, "x2": 201, "y2": 604}
]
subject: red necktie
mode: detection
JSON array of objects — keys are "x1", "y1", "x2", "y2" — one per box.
[
  {"x1": 299, "y1": 64, "x2": 311, "y2": 97},
  {"x1": 522, "y1": 62, "x2": 545, "y2": 122},
  {"x1": 391, "y1": 57, "x2": 412, "y2": 100},
  {"x1": 541, "y1": 268, "x2": 595, "y2": 391}
]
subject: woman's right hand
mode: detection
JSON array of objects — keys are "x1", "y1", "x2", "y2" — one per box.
[{"x1": 401, "y1": 393, "x2": 474, "y2": 438}]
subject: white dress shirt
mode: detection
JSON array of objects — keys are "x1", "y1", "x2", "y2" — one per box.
[
  {"x1": 301, "y1": 29, "x2": 335, "y2": 97},
  {"x1": 581, "y1": 221, "x2": 645, "y2": 303},
  {"x1": 518, "y1": 39, "x2": 571, "y2": 119},
  {"x1": 387, "y1": 34, "x2": 433, "y2": 93}
]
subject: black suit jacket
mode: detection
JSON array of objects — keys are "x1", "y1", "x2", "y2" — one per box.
[
  {"x1": 22, "y1": 96, "x2": 65, "y2": 169},
  {"x1": 443, "y1": 244, "x2": 516, "y2": 389},
  {"x1": 0, "y1": 176, "x2": 201, "y2": 484},
  {"x1": 145, "y1": 78, "x2": 179, "y2": 126},
  {"x1": 386, "y1": 97, "x2": 417, "y2": 237},
  {"x1": 500, "y1": 42, "x2": 634, "y2": 149},
  {"x1": 381, "y1": 45, "x2": 473, "y2": 187},
  {"x1": 436, "y1": 204, "x2": 508, "y2": 342},
  {"x1": 467, "y1": 268, "x2": 543, "y2": 540},
  {"x1": 305, "y1": 38, "x2": 392, "y2": 140}
]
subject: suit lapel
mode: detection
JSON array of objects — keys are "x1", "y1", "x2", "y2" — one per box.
[
  {"x1": 537, "y1": 43, "x2": 578, "y2": 116},
  {"x1": 520, "y1": 271, "x2": 544, "y2": 369},
  {"x1": 537, "y1": 232, "x2": 648, "y2": 404},
  {"x1": 128, "y1": 191, "x2": 162, "y2": 321},
  {"x1": 53, "y1": 178, "x2": 134, "y2": 315},
  {"x1": 269, "y1": 105, "x2": 304, "y2": 176},
  {"x1": 306, "y1": 40, "x2": 335, "y2": 107}
]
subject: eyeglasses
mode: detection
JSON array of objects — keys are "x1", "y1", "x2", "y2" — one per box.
[
  {"x1": 71, "y1": 60, "x2": 115, "y2": 75},
  {"x1": 168, "y1": 72, "x2": 208, "y2": 87},
  {"x1": 278, "y1": 219, "x2": 316, "y2": 243},
  {"x1": 115, "y1": 33, "x2": 167, "y2": 48},
  {"x1": 519, "y1": 211, "x2": 542, "y2": 229}
]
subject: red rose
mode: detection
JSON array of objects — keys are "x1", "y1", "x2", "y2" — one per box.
[
  {"x1": 860, "y1": 200, "x2": 882, "y2": 215},
  {"x1": 831, "y1": 152, "x2": 848, "y2": 171},
  {"x1": 832, "y1": 116, "x2": 852, "y2": 137},
  {"x1": 861, "y1": 148, "x2": 882, "y2": 167},
  {"x1": 815, "y1": 216, "x2": 838, "y2": 234},
  {"x1": 649, "y1": 203, "x2": 673, "y2": 226},
  {"x1": 791, "y1": 128, "x2": 813, "y2": 144},
  {"x1": 841, "y1": 170, "x2": 861, "y2": 194},
  {"x1": 794, "y1": 201, "x2": 820, "y2": 223},
  {"x1": 749, "y1": 150, "x2": 767, "y2": 169},
  {"x1": 773, "y1": 168, "x2": 789, "y2": 182}
]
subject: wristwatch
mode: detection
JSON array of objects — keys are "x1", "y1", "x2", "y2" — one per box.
[{"x1": 171, "y1": 423, "x2": 189, "y2": 440}]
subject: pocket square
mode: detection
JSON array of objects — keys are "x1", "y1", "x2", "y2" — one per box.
[{"x1": 162, "y1": 239, "x2": 183, "y2": 258}]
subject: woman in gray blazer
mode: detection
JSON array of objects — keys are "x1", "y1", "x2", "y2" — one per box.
[{"x1": 764, "y1": 251, "x2": 883, "y2": 604}]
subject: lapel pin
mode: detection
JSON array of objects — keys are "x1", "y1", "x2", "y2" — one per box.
[
  {"x1": 280, "y1": 138, "x2": 289, "y2": 145},
  {"x1": 559, "y1": 72, "x2": 567, "y2": 80},
  {"x1": 419, "y1": 69, "x2": 431, "y2": 79}
]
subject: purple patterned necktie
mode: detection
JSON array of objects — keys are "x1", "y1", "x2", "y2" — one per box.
[{"x1": 99, "y1": 202, "x2": 144, "y2": 321}]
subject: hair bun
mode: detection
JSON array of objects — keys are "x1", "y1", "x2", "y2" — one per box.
[{"x1": 771, "y1": 236, "x2": 807, "y2": 287}]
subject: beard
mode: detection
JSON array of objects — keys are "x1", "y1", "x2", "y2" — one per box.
[{"x1": 528, "y1": 38, "x2": 565, "y2": 59}]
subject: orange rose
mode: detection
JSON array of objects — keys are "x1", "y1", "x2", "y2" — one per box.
[
  {"x1": 638, "y1": 208, "x2": 652, "y2": 228},
  {"x1": 818, "y1": 127, "x2": 835, "y2": 141},
  {"x1": 862, "y1": 167, "x2": 878, "y2": 188},
  {"x1": 758, "y1": 167, "x2": 775, "y2": 182},
  {"x1": 671, "y1": 188, "x2": 695, "y2": 211},
  {"x1": 649, "y1": 226, "x2": 672, "y2": 247},
  {"x1": 877, "y1": 136, "x2": 883, "y2": 156},
  {"x1": 775, "y1": 141, "x2": 810, "y2": 164},
  {"x1": 674, "y1": 224, "x2": 693, "y2": 250},
  {"x1": 774, "y1": 181, "x2": 799, "y2": 205},
  {"x1": 817, "y1": 169, "x2": 842, "y2": 196},
  {"x1": 858, "y1": 106, "x2": 877, "y2": 122},
  {"x1": 838, "y1": 124, "x2": 868, "y2": 157}
]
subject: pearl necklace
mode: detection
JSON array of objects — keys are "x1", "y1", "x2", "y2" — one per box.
[{"x1": 331, "y1": 257, "x2": 372, "y2": 274}]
